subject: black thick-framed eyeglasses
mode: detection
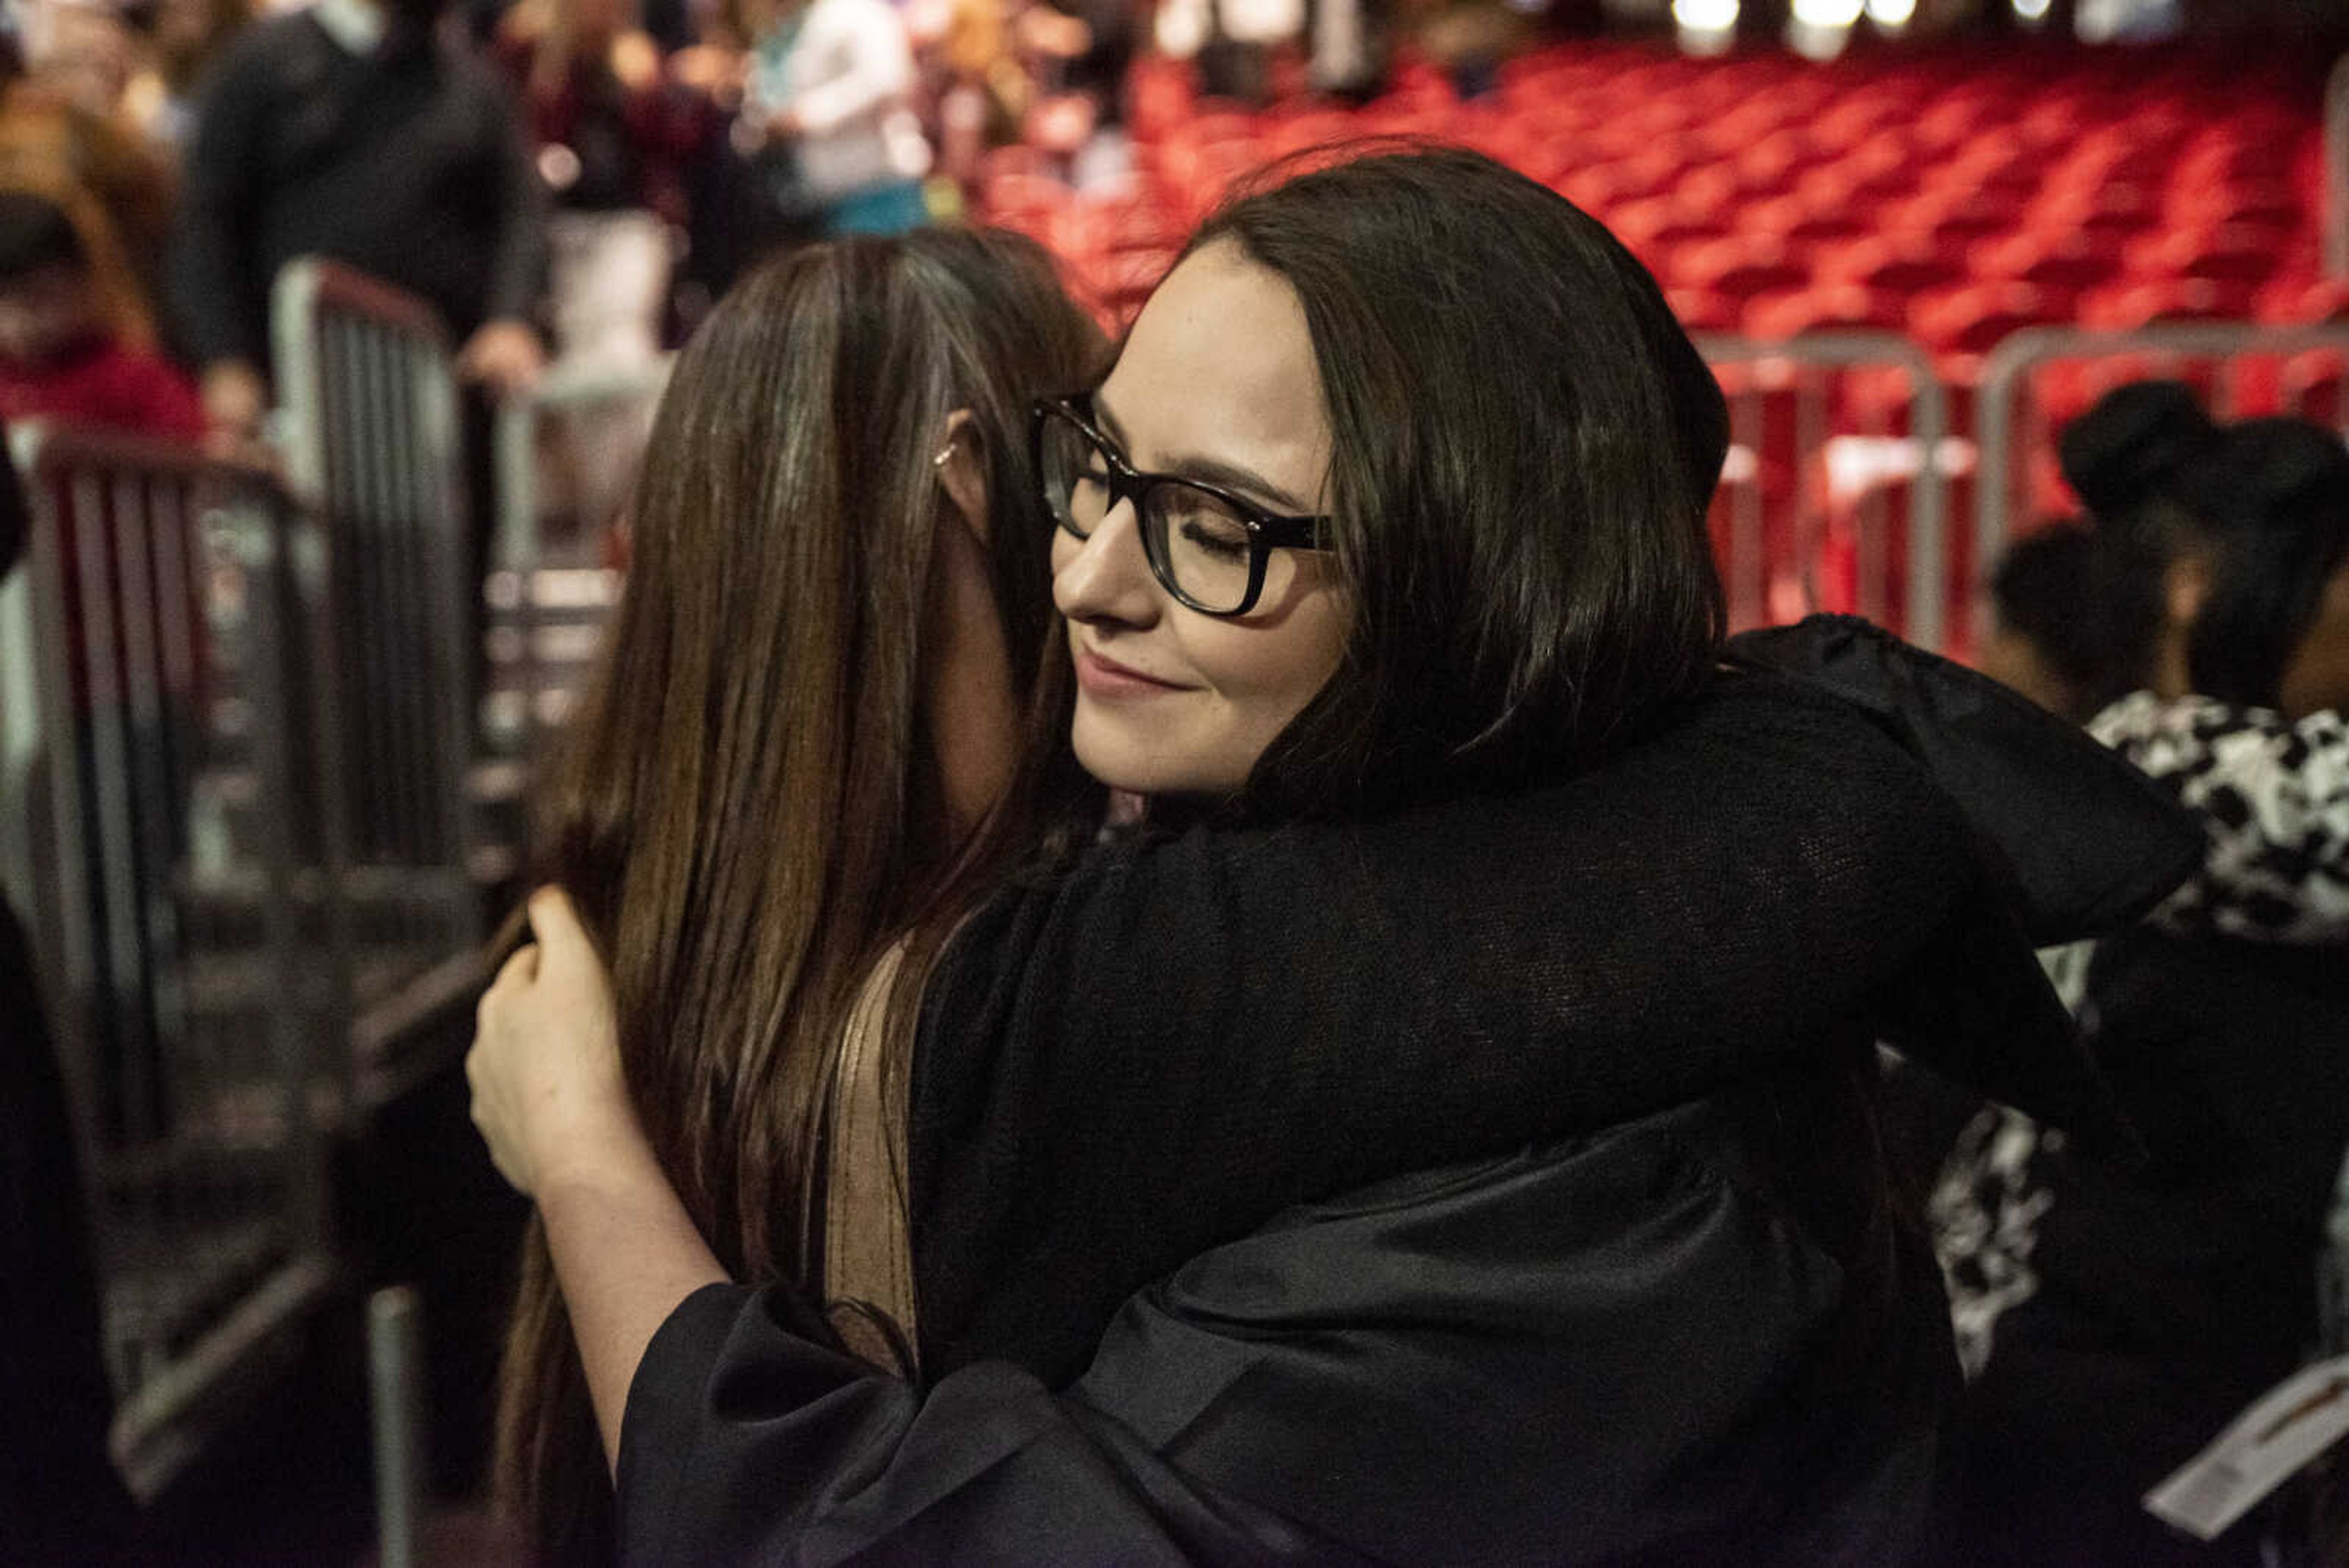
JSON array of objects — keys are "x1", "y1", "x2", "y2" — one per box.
[{"x1": 1030, "y1": 394, "x2": 1330, "y2": 618}]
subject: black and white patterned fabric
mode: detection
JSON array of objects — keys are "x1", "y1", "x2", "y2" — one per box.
[
  {"x1": 2089, "y1": 692, "x2": 2349, "y2": 946},
  {"x1": 1932, "y1": 693, "x2": 2349, "y2": 1375}
]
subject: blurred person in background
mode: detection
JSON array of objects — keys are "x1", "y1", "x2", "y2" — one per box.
[
  {"x1": 498, "y1": 0, "x2": 714, "y2": 536},
  {"x1": 0, "y1": 187, "x2": 199, "y2": 436},
  {"x1": 661, "y1": 10, "x2": 763, "y2": 323},
  {"x1": 2059, "y1": 379, "x2": 2224, "y2": 578},
  {"x1": 1976, "y1": 524, "x2": 2132, "y2": 724},
  {"x1": 1155, "y1": 0, "x2": 1299, "y2": 104},
  {"x1": 119, "y1": 0, "x2": 252, "y2": 151},
  {"x1": 499, "y1": 0, "x2": 704, "y2": 371},
  {"x1": 1405, "y1": 0, "x2": 1526, "y2": 99},
  {"x1": 735, "y1": 0, "x2": 932, "y2": 237},
  {"x1": 21, "y1": 0, "x2": 137, "y2": 126},
  {"x1": 1927, "y1": 414, "x2": 2349, "y2": 1568},
  {"x1": 167, "y1": 0, "x2": 550, "y2": 453},
  {"x1": 1305, "y1": 0, "x2": 1386, "y2": 100},
  {"x1": 1970, "y1": 382, "x2": 2221, "y2": 728},
  {"x1": 924, "y1": 0, "x2": 1014, "y2": 188},
  {"x1": 0, "y1": 10, "x2": 174, "y2": 344}
]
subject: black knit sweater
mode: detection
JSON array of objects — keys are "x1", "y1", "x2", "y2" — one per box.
[{"x1": 907, "y1": 647, "x2": 2191, "y2": 1383}]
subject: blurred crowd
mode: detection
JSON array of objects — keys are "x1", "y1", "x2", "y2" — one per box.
[
  {"x1": 0, "y1": 0, "x2": 1580, "y2": 463},
  {"x1": 0, "y1": 0, "x2": 1162, "y2": 455}
]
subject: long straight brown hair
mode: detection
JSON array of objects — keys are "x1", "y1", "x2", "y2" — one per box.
[{"x1": 494, "y1": 228, "x2": 1104, "y2": 1566}]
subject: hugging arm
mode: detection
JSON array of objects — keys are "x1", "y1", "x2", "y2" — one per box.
[
  {"x1": 618, "y1": 1114, "x2": 1883, "y2": 1568},
  {"x1": 907, "y1": 671, "x2": 2080, "y2": 1375}
]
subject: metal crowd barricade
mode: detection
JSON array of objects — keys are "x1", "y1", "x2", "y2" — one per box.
[
  {"x1": 1975, "y1": 321, "x2": 2349, "y2": 644},
  {"x1": 0, "y1": 422, "x2": 339, "y2": 1501},
  {"x1": 2326, "y1": 53, "x2": 2349, "y2": 281},
  {"x1": 486, "y1": 357, "x2": 667, "y2": 782},
  {"x1": 269, "y1": 258, "x2": 482, "y2": 1027},
  {"x1": 1695, "y1": 333, "x2": 1953, "y2": 652}
]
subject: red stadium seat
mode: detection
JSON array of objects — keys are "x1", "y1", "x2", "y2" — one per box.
[
  {"x1": 2169, "y1": 178, "x2": 2306, "y2": 234},
  {"x1": 2258, "y1": 276, "x2": 2349, "y2": 325},
  {"x1": 1663, "y1": 287, "x2": 1740, "y2": 333},
  {"x1": 1895, "y1": 190, "x2": 2025, "y2": 249},
  {"x1": 1672, "y1": 236, "x2": 1811, "y2": 303},
  {"x1": 978, "y1": 145, "x2": 1058, "y2": 185},
  {"x1": 2126, "y1": 224, "x2": 2292, "y2": 287},
  {"x1": 1910, "y1": 280, "x2": 2071, "y2": 365},
  {"x1": 1816, "y1": 234, "x2": 1967, "y2": 295},
  {"x1": 1743, "y1": 283, "x2": 1905, "y2": 340},
  {"x1": 2079, "y1": 277, "x2": 2260, "y2": 330},
  {"x1": 2025, "y1": 181, "x2": 2159, "y2": 241},
  {"x1": 1742, "y1": 196, "x2": 1871, "y2": 260},
  {"x1": 1972, "y1": 233, "x2": 2123, "y2": 295},
  {"x1": 979, "y1": 171, "x2": 1072, "y2": 223},
  {"x1": 1261, "y1": 112, "x2": 1360, "y2": 159},
  {"x1": 2279, "y1": 349, "x2": 2349, "y2": 428},
  {"x1": 1608, "y1": 197, "x2": 1731, "y2": 262}
]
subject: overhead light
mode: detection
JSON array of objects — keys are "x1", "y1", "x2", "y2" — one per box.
[
  {"x1": 1791, "y1": 0, "x2": 1863, "y2": 23},
  {"x1": 1868, "y1": 0, "x2": 1917, "y2": 25},
  {"x1": 1672, "y1": 0, "x2": 1737, "y2": 54},
  {"x1": 2014, "y1": 0, "x2": 2052, "y2": 18},
  {"x1": 1672, "y1": 0, "x2": 1740, "y2": 29}
]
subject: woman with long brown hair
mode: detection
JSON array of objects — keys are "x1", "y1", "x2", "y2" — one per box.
[{"x1": 491, "y1": 224, "x2": 1103, "y2": 1564}]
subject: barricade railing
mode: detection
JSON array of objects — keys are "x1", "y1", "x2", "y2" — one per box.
[
  {"x1": 2326, "y1": 53, "x2": 2349, "y2": 280},
  {"x1": 487, "y1": 357, "x2": 667, "y2": 777},
  {"x1": 269, "y1": 257, "x2": 481, "y2": 1006},
  {"x1": 0, "y1": 422, "x2": 339, "y2": 1501},
  {"x1": 1976, "y1": 320, "x2": 2349, "y2": 644},
  {"x1": 1695, "y1": 332, "x2": 1953, "y2": 653}
]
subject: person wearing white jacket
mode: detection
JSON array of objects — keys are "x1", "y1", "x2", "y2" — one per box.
[{"x1": 741, "y1": 0, "x2": 932, "y2": 235}]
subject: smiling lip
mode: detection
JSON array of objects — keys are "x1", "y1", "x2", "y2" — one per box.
[{"x1": 1076, "y1": 647, "x2": 1190, "y2": 699}]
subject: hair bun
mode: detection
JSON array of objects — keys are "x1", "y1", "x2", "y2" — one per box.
[
  {"x1": 2058, "y1": 381, "x2": 2219, "y2": 519},
  {"x1": 2181, "y1": 417, "x2": 2349, "y2": 535}
]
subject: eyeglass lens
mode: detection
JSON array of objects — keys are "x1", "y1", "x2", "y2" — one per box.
[{"x1": 1041, "y1": 410, "x2": 1260, "y2": 614}]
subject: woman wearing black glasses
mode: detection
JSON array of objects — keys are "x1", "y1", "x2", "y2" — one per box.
[{"x1": 471, "y1": 148, "x2": 2185, "y2": 1566}]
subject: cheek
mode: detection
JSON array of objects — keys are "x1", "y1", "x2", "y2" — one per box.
[{"x1": 1189, "y1": 596, "x2": 1349, "y2": 733}]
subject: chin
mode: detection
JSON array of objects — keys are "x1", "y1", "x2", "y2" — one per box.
[
  {"x1": 1071, "y1": 712, "x2": 1218, "y2": 799},
  {"x1": 1071, "y1": 727, "x2": 1167, "y2": 797}
]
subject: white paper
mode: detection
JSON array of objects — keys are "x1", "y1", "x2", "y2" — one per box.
[{"x1": 2144, "y1": 1353, "x2": 2349, "y2": 1541}]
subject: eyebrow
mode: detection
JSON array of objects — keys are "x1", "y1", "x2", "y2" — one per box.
[{"x1": 1091, "y1": 390, "x2": 1316, "y2": 516}]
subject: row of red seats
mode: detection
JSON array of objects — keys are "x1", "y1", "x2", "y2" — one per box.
[{"x1": 980, "y1": 40, "x2": 2331, "y2": 373}]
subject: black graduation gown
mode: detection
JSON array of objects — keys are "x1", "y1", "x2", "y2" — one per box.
[
  {"x1": 0, "y1": 899, "x2": 133, "y2": 1565},
  {"x1": 614, "y1": 622, "x2": 2200, "y2": 1566}
]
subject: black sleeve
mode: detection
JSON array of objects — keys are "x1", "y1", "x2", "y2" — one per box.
[
  {"x1": 473, "y1": 68, "x2": 550, "y2": 331},
  {"x1": 1727, "y1": 615, "x2": 2203, "y2": 944},
  {"x1": 168, "y1": 35, "x2": 275, "y2": 368},
  {"x1": 907, "y1": 672, "x2": 2064, "y2": 1374},
  {"x1": 0, "y1": 902, "x2": 132, "y2": 1563},
  {"x1": 621, "y1": 1110, "x2": 1916, "y2": 1568}
]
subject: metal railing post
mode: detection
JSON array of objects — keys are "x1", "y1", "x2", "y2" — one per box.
[
  {"x1": 368, "y1": 1285, "x2": 428, "y2": 1568},
  {"x1": 1694, "y1": 332, "x2": 1950, "y2": 651}
]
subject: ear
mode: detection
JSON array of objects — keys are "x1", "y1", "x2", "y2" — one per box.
[{"x1": 935, "y1": 408, "x2": 989, "y2": 547}]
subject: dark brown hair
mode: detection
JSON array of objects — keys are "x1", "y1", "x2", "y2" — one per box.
[
  {"x1": 494, "y1": 228, "x2": 1102, "y2": 1566},
  {"x1": 1187, "y1": 145, "x2": 1729, "y2": 817}
]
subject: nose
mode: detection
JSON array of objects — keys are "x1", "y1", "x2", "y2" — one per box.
[{"x1": 1053, "y1": 496, "x2": 1161, "y2": 629}]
